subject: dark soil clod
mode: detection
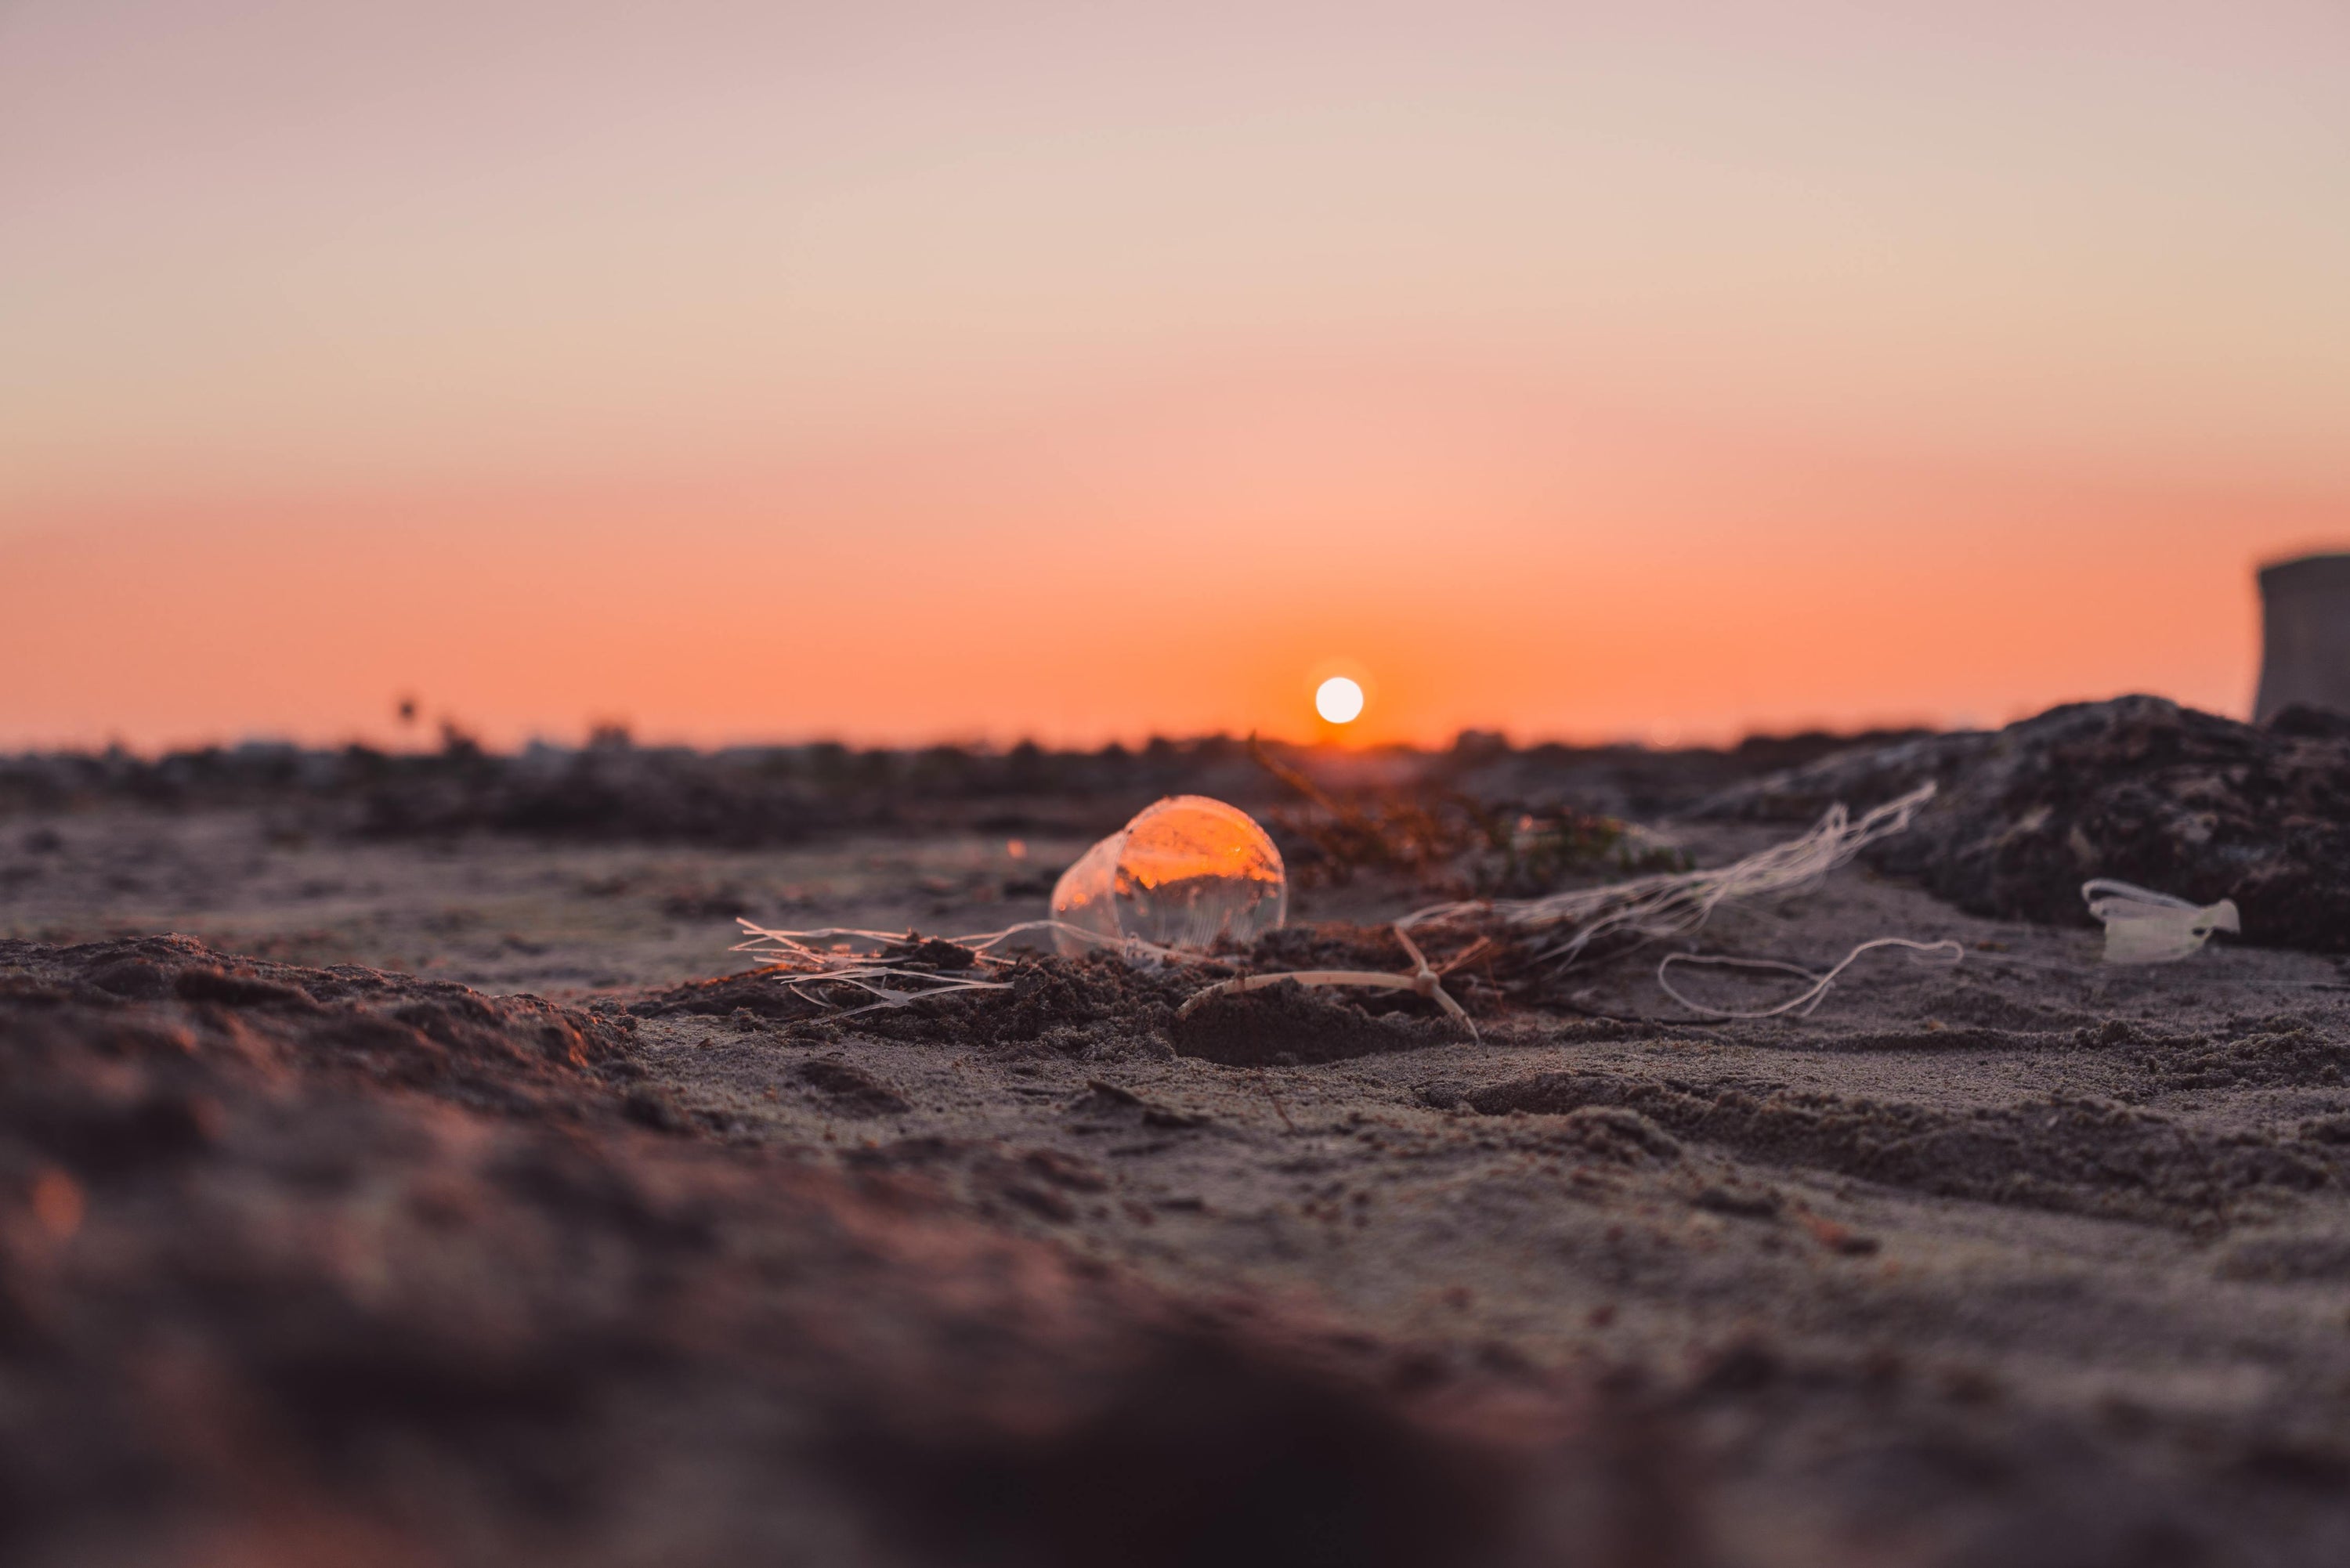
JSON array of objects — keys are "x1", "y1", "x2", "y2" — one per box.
[{"x1": 1170, "y1": 980, "x2": 1456, "y2": 1067}]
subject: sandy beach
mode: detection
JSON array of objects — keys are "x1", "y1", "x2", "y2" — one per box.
[{"x1": 5, "y1": 700, "x2": 2349, "y2": 1566}]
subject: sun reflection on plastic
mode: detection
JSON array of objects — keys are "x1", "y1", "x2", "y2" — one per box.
[{"x1": 1050, "y1": 796, "x2": 1287, "y2": 956}]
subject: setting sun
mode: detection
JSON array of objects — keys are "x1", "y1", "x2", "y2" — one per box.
[{"x1": 1314, "y1": 676, "x2": 1365, "y2": 725}]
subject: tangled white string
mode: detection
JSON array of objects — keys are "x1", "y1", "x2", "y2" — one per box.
[
  {"x1": 731, "y1": 918, "x2": 1195, "y2": 1018},
  {"x1": 1400, "y1": 782, "x2": 1937, "y2": 970},
  {"x1": 1173, "y1": 924, "x2": 1483, "y2": 1041},
  {"x1": 734, "y1": 784, "x2": 1940, "y2": 1027},
  {"x1": 1162, "y1": 786, "x2": 1936, "y2": 1028},
  {"x1": 1657, "y1": 938, "x2": 1965, "y2": 1020}
]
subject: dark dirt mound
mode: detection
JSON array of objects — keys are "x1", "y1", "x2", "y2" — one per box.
[
  {"x1": 1173, "y1": 980, "x2": 1461, "y2": 1067},
  {"x1": 2149, "y1": 1019, "x2": 2350, "y2": 1090},
  {"x1": 1242, "y1": 922, "x2": 1421, "y2": 974},
  {"x1": 1062, "y1": 1078, "x2": 1216, "y2": 1133},
  {"x1": 635, "y1": 949, "x2": 1472, "y2": 1063},
  {"x1": 0, "y1": 936, "x2": 1711, "y2": 1568},
  {"x1": 1697, "y1": 696, "x2": 2350, "y2": 952},
  {"x1": 790, "y1": 1055, "x2": 913, "y2": 1116},
  {"x1": 845, "y1": 1136, "x2": 1119, "y2": 1226},
  {"x1": 629, "y1": 963, "x2": 820, "y2": 1021},
  {"x1": 1463, "y1": 1070, "x2": 2340, "y2": 1223},
  {"x1": 838, "y1": 953, "x2": 1201, "y2": 1052},
  {"x1": 638, "y1": 952, "x2": 1201, "y2": 1053},
  {"x1": 3, "y1": 934, "x2": 636, "y2": 1118}
]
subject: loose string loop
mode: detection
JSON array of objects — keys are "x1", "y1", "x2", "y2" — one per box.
[{"x1": 1656, "y1": 937, "x2": 1965, "y2": 1020}]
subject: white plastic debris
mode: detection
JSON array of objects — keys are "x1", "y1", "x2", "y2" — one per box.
[
  {"x1": 728, "y1": 796, "x2": 1285, "y2": 1015},
  {"x1": 1050, "y1": 795, "x2": 1287, "y2": 958},
  {"x1": 2081, "y1": 880, "x2": 2240, "y2": 965}
]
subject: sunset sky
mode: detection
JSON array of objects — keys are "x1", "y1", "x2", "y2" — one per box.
[{"x1": 4, "y1": 1, "x2": 2346, "y2": 750}]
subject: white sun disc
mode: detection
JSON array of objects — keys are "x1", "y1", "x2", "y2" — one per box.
[{"x1": 1315, "y1": 676, "x2": 1365, "y2": 724}]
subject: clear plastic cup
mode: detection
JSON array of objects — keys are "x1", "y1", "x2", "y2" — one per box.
[{"x1": 1050, "y1": 795, "x2": 1288, "y2": 958}]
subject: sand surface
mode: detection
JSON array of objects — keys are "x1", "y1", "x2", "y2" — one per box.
[{"x1": 6, "y1": 770, "x2": 2350, "y2": 1566}]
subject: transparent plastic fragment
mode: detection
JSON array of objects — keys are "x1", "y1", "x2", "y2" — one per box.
[
  {"x1": 1047, "y1": 832, "x2": 1130, "y2": 953},
  {"x1": 1050, "y1": 795, "x2": 1287, "y2": 959},
  {"x1": 2081, "y1": 879, "x2": 2240, "y2": 965}
]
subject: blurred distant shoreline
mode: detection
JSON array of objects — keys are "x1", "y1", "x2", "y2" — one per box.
[{"x1": 0, "y1": 725, "x2": 1936, "y2": 844}]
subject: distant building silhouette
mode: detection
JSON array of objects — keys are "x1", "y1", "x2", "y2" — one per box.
[{"x1": 2257, "y1": 553, "x2": 2350, "y2": 721}]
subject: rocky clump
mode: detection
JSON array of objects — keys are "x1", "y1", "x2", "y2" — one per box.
[
  {"x1": 0, "y1": 936, "x2": 1675, "y2": 1568},
  {"x1": 1697, "y1": 696, "x2": 2350, "y2": 952}
]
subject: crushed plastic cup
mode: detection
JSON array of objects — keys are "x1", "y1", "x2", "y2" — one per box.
[
  {"x1": 1050, "y1": 796, "x2": 1287, "y2": 958},
  {"x1": 2081, "y1": 879, "x2": 2240, "y2": 964}
]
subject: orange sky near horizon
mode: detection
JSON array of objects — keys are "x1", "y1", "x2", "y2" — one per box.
[{"x1": 5, "y1": 2, "x2": 2347, "y2": 752}]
